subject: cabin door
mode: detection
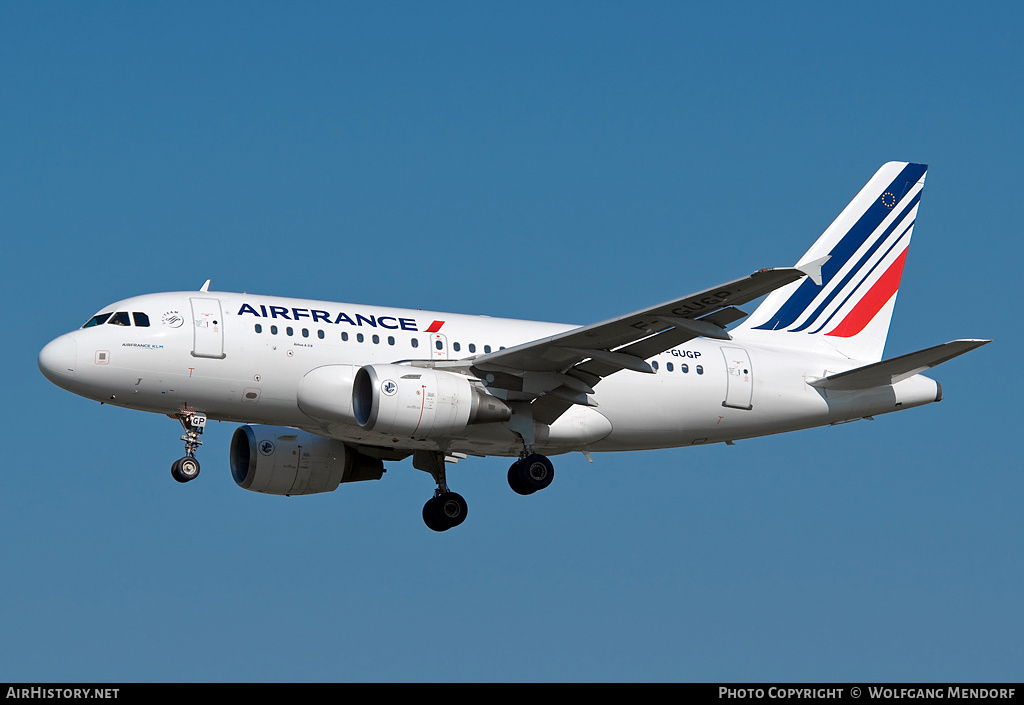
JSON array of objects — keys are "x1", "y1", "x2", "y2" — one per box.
[
  {"x1": 722, "y1": 347, "x2": 753, "y2": 410},
  {"x1": 191, "y1": 297, "x2": 226, "y2": 359}
]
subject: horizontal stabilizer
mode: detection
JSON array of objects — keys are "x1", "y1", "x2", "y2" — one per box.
[{"x1": 809, "y1": 339, "x2": 990, "y2": 391}]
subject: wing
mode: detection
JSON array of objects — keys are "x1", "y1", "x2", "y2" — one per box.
[{"x1": 467, "y1": 267, "x2": 808, "y2": 423}]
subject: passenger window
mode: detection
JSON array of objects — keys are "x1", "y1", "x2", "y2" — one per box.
[
  {"x1": 681, "y1": 364, "x2": 689, "y2": 373},
  {"x1": 411, "y1": 338, "x2": 419, "y2": 349},
  {"x1": 469, "y1": 343, "x2": 476, "y2": 353},
  {"x1": 372, "y1": 334, "x2": 380, "y2": 344},
  {"x1": 666, "y1": 362, "x2": 674, "y2": 372},
  {"x1": 652, "y1": 360, "x2": 659, "y2": 371},
  {"x1": 271, "y1": 325, "x2": 278, "y2": 335},
  {"x1": 286, "y1": 327, "x2": 294, "y2": 336},
  {"x1": 453, "y1": 342, "x2": 461, "y2": 352},
  {"x1": 132, "y1": 312, "x2": 150, "y2": 327},
  {"x1": 342, "y1": 332, "x2": 349, "y2": 341},
  {"x1": 83, "y1": 313, "x2": 112, "y2": 328},
  {"x1": 388, "y1": 336, "x2": 395, "y2": 346},
  {"x1": 302, "y1": 328, "x2": 309, "y2": 338},
  {"x1": 484, "y1": 345, "x2": 491, "y2": 353},
  {"x1": 357, "y1": 333, "x2": 364, "y2": 343},
  {"x1": 696, "y1": 365, "x2": 704, "y2": 375},
  {"x1": 107, "y1": 311, "x2": 131, "y2": 326},
  {"x1": 255, "y1": 324, "x2": 263, "y2": 334},
  {"x1": 317, "y1": 330, "x2": 325, "y2": 339}
]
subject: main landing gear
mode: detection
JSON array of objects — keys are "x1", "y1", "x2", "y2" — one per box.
[
  {"x1": 507, "y1": 453, "x2": 555, "y2": 495},
  {"x1": 423, "y1": 491, "x2": 469, "y2": 533},
  {"x1": 170, "y1": 411, "x2": 206, "y2": 483},
  {"x1": 414, "y1": 451, "x2": 468, "y2": 532},
  {"x1": 414, "y1": 449, "x2": 556, "y2": 531}
]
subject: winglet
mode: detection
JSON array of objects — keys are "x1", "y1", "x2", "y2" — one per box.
[
  {"x1": 200, "y1": 279, "x2": 211, "y2": 292},
  {"x1": 797, "y1": 255, "x2": 830, "y2": 286}
]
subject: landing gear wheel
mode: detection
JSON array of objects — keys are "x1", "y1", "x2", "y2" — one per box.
[
  {"x1": 171, "y1": 456, "x2": 200, "y2": 483},
  {"x1": 508, "y1": 454, "x2": 554, "y2": 495},
  {"x1": 423, "y1": 491, "x2": 468, "y2": 532},
  {"x1": 523, "y1": 453, "x2": 554, "y2": 492},
  {"x1": 170, "y1": 411, "x2": 206, "y2": 484},
  {"x1": 508, "y1": 462, "x2": 532, "y2": 495}
]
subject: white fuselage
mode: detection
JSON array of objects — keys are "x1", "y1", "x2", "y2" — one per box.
[{"x1": 39, "y1": 290, "x2": 941, "y2": 459}]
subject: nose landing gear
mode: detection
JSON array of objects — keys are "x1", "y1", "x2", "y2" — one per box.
[{"x1": 171, "y1": 412, "x2": 206, "y2": 483}]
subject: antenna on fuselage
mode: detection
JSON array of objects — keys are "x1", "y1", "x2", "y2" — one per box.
[{"x1": 200, "y1": 280, "x2": 211, "y2": 292}]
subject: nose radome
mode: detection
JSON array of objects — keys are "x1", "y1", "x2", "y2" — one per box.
[{"x1": 39, "y1": 334, "x2": 77, "y2": 384}]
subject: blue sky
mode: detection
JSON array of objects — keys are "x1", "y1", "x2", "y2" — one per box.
[{"x1": 2, "y1": 2, "x2": 1021, "y2": 682}]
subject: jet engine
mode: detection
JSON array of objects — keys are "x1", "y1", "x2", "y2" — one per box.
[
  {"x1": 230, "y1": 425, "x2": 384, "y2": 496},
  {"x1": 296, "y1": 364, "x2": 360, "y2": 425},
  {"x1": 352, "y1": 363, "x2": 511, "y2": 438}
]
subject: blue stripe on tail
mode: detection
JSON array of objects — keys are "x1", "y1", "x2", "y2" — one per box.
[
  {"x1": 791, "y1": 192, "x2": 920, "y2": 332},
  {"x1": 753, "y1": 162, "x2": 926, "y2": 332}
]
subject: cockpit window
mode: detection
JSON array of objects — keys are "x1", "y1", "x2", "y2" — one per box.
[
  {"x1": 107, "y1": 311, "x2": 131, "y2": 326},
  {"x1": 132, "y1": 312, "x2": 150, "y2": 327},
  {"x1": 82, "y1": 313, "x2": 112, "y2": 328}
]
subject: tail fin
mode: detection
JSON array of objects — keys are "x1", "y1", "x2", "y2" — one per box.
[{"x1": 735, "y1": 161, "x2": 928, "y2": 362}]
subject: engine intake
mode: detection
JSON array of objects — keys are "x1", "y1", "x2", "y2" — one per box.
[
  {"x1": 353, "y1": 364, "x2": 511, "y2": 438},
  {"x1": 230, "y1": 425, "x2": 384, "y2": 496}
]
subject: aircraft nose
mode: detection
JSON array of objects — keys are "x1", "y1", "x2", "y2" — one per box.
[{"x1": 39, "y1": 334, "x2": 78, "y2": 384}]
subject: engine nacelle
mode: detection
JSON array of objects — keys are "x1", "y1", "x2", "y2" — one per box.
[
  {"x1": 230, "y1": 425, "x2": 384, "y2": 496},
  {"x1": 353, "y1": 363, "x2": 511, "y2": 438},
  {"x1": 296, "y1": 364, "x2": 359, "y2": 425}
]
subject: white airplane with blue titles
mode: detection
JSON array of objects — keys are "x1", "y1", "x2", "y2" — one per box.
[{"x1": 39, "y1": 162, "x2": 989, "y2": 531}]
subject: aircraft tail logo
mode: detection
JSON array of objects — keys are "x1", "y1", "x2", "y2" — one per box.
[{"x1": 739, "y1": 162, "x2": 927, "y2": 362}]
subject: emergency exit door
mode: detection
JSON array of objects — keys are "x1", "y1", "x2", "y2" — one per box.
[
  {"x1": 431, "y1": 333, "x2": 449, "y2": 360},
  {"x1": 191, "y1": 298, "x2": 226, "y2": 359}
]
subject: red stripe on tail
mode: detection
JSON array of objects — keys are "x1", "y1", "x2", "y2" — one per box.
[{"x1": 825, "y1": 249, "x2": 908, "y2": 339}]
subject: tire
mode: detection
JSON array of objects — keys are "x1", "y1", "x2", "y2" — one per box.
[
  {"x1": 171, "y1": 456, "x2": 200, "y2": 483},
  {"x1": 422, "y1": 492, "x2": 468, "y2": 531},
  {"x1": 520, "y1": 454, "x2": 554, "y2": 493},
  {"x1": 508, "y1": 461, "x2": 534, "y2": 495},
  {"x1": 422, "y1": 497, "x2": 446, "y2": 532},
  {"x1": 436, "y1": 491, "x2": 468, "y2": 528}
]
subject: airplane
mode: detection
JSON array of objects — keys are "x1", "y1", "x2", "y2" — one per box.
[{"x1": 38, "y1": 162, "x2": 989, "y2": 531}]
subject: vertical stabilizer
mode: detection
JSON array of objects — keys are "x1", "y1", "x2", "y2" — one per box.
[{"x1": 735, "y1": 162, "x2": 927, "y2": 363}]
